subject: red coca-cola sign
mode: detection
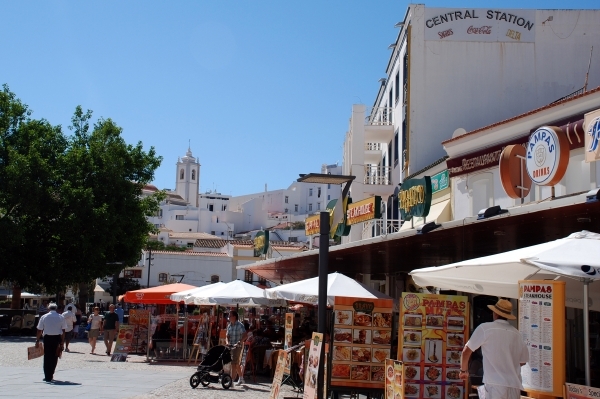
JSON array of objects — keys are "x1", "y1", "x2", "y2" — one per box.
[
  {"x1": 438, "y1": 29, "x2": 453, "y2": 39},
  {"x1": 467, "y1": 25, "x2": 492, "y2": 34}
]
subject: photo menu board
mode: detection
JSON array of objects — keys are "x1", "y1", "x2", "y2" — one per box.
[
  {"x1": 398, "y1": 293, "x2": 469, "y2": 399},
  {"x1": 385, "y1": 359, "x2": 404, "y2": 399},
  {"x1": 518, "y1": 280, "x2": 565, "y2": 398},
  {"x1": 331, "y1": 296, "x2": 394, "y2": 389}
]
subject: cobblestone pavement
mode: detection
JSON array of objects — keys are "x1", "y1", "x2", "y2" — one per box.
[{"x1": 0, "y1": 336, "x2": 302, "y2": 399}]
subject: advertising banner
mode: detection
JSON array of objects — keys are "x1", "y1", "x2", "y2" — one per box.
[
  {"x1": 519, "y1": 280, "x2": 565, "y2": 397},
  {"x1": 430, "y1": 171, "x2": 449, "y2": 194},
  {"x1": 565, "y1": 383, "x2": 600, "y2": 399},
  {"x1": 346, "y1": 196, "x2": 381, "y2": 225},
  {"x1": 584, "y1": 109, "x2": 600, "y2": 163},
  {"x1": 398, "y1": 293, "x2": 469, "y2": 399},
  {"x1": 331, "y1": 296, "x2": 394, "y2": 389},
  {"x1": 269, "y1": 350, "x2": 287, "y2": 399},
  {"x1": 284, "y1": 313, "x2": 294, "y2": 374},
  {"x1": 128, "y1": 309, "x2": 150, "y2": 354},
  {"x1": 385, "y1": 359, "x2": 404, "y2": 399},
  {"x1": 305, "y1": 214, "x2": 320, "y2": 236},
  {"x1": 303, "y1": 332, "x2": 324, "y2": 399},
  {"x1": 111, "y1": 325, "x2": 135, "y2": 362},
  {"x1": 423, "y1": 8, "x2": 535, "y2": 43},
  {"x1": 399, "y1": 177, "x2": 432, "y2": 221}
]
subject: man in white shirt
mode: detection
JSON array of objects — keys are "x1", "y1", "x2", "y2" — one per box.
[
  {"x1": 61, "y1": 305, "x2": 77, "y2": 352},
  {"x1": 36, "y1": 303, "x2": 67, "y2": 382},
  {"x1": 460, "y1": 298, "x2": 529, "y2": 399}
]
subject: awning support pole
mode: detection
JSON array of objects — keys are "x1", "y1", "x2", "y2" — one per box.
[
  {"x1": 583, "y1": 278, "x2": 591, "y2": 386},
  {"x1": 317, "y1": 211, "x2": 329, "y2": 399}
]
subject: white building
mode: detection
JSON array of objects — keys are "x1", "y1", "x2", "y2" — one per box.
[{"x1": 342, "y1": 5, "x2": 600, "y2": 243}]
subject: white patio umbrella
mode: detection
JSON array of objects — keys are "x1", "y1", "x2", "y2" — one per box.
[
  {"x1": 265, "y1": 272, "x2": 394, "y2": 306},
  {"x1": 190, "y1": 279, "x2": 286, "y2": 307},
  {"x1": 410, "y1": 230, "x2": 600, "y2": 386},
  {"x1": 169, "y1": 282, "x2": 224, "y2": 303}
]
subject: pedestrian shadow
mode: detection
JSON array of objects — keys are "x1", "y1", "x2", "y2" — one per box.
[{"x1": 49, "y1": 380, "x2": 81, "y2": 386}]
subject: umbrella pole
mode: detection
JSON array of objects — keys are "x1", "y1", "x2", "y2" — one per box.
[{"x1": 583, "y1": 279, "x2": 591, "y2": 386}]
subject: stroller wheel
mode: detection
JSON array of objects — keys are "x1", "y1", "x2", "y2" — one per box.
[
  {"x1": 190, "y1": 373, "x2": 201, "y2": 389},
  {"x1": 221, "y1": 374, "x2": 233, "y2": 389}
]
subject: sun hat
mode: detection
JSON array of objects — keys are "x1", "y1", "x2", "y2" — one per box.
[{"x1": 487, "y1": 298, "x2": 516, "y2": 320}]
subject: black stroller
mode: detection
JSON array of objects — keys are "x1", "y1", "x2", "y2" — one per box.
[{"x1": 189, "y1": 345, "x2": 234, "y2": 389}]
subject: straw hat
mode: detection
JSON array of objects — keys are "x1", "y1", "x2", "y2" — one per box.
[{"x1": 487, "y1": 298, "x2": 516, "y2": 320}]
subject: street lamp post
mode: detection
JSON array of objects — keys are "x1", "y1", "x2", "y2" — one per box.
[
  {"x1": 297, "y1": 173, "x2": 354, "y2": 399},
  {"x1": 146, "y1": 249, "x2": 154, "y2": 288}
]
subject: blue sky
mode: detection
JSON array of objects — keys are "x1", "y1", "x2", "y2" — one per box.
[{"x1": 1, "y1": 1, "x2": 597, "y2": 196}]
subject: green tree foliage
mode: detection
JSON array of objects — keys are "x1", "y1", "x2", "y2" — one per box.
[{"x1": 0, "y1": 85, "x2": 164, "y2": 296}]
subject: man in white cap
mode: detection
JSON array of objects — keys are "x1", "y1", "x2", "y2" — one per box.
[
  {"x1": 36, "y1": 303, "x2": 67, "y2": 382},
  {"x1": 460, "y1": 298, "x2": 529, "y2": 399}
]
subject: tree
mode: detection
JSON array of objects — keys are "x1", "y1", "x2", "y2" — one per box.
[
  {"x1": 0, "y1": 86, "x2": 164, "y2": 307},
  {"x1": 105, "y1": 277, "x2": 141, "y2": 297}
]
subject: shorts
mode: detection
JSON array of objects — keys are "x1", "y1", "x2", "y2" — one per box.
[
  {"x1": 88, "y1": 329, "x2": 100, "y2": 338},
  {"x1": 231, "y1": 345, "x2": 243, "y2": 365},
  {"x1": 479, "y1": 384, "x2": 521, "y2": 399},
  {"x1": 64, "y1": 330, "x2": 73, "y2": 343}
]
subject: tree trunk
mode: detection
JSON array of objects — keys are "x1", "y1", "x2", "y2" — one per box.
[
  {"x1": 11, "y1": 285, "x2": 22, "y2": 310},
  {"x1": 78, "y1": 282, "x2": 88, "y2": 312}
]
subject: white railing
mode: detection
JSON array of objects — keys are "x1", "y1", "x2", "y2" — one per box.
[
  {"x1": 365, "y1": 142, "x2": 383, "y2": 151},
  {"x1": 364, "y1": 165, "x2": 392, "y2": 185},
  {"x1": 365, "y1": 107, "x2": 393, "y2": 126},
  {"x1": 362, "y1": 219, "x2": 402, "y2": 239}
]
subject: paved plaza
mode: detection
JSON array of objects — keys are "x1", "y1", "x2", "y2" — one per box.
[{"x1": 0, "y1": 336, "x2": 301, "y2": 399}]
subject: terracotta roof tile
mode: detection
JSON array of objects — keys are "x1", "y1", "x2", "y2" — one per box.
[
  {"x1": 442, "y1": 86, "x2": 600, "y2": 145},
  {"x1": 151, "y1": 250, "x2": 229, "y2": 257}
]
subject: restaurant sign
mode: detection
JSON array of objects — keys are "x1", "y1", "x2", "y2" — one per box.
[
  {"x1": 398, "y1": 177, "x2": 432, "y2": 221},
  {"x1": 346, "y1": 196, "x2": 381, "y2": 226},
  {"x1": 584, "y1": 109, "x2": 600, "y2": 163},
  {"x1": 430, "y1": 170, "x2": 449, "y2": 193},
  {"x1": 305, "y1": 214, "x2": 320, "y2": 236},
  {"x1": 253, "y1": 230, "x2": 269, "y2": 257},
  {"x1": 525, "y1": 126, "x2": 570, "y2": 186}
]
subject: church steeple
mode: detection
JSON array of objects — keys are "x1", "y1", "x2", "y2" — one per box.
[{"x1": 175, "y1": 145, "x2": 200, "y2": 207}]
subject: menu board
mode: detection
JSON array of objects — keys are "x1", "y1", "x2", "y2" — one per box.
[
  {"x1": 128, "y1": 309, "x2": 149, "y2": 354},
  {"x1": 518, "y1": 280, "x2": 565, "y2": 397},
  {"x1": 385, "y1": 359, "x2": 404, "y2": 399},
  {"x1": 303, "y1": 332, "x2": 324, "y2": 399},
  {"x1": 269, "y1": 350, "x2": 287, "y2": 399},
  {"x1": 111, "y1": 325, "x2": 134, "y2": 361},
  {"x1": 399, "y1": 293, "x2": 468, "y2": 399},
  {"x1": 284, "y1": 313, "x2": 293, "y2": 349},
  {"x1": 565, "y1": 383, "x2": 600, "y2": 399},
  {"x1": 331, "y1": 296, "x2": 394, "y2": 389}
]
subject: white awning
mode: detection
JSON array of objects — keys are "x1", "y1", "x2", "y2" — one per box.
[{"x1": 400, "y1": 199, "x2": 451, "y2": 231}]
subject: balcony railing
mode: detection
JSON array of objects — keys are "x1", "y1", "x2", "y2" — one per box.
[
  {"x1": 365, "y1": 107, "x2": 393, "y2": 126},
  {"x1": 362, "y1": 219, "x2": 402, "y2": 240},
  {"x1": 365, "y1": 142, "x2": 383, "y2": 151},
  {"x1": 364, "y1": 165, "x2": 392, "y2": 185}
]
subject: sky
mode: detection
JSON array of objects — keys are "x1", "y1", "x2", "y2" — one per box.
[{"x1": 1, "y1": 1, "x2": 597, "y2": 196}]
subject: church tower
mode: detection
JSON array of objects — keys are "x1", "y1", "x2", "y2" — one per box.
[{"x1": 175, "y1": 147, "x2": 200, "y2": 207}]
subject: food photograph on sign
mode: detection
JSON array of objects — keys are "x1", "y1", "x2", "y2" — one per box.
[
  {"x1": 404, "y1": 314, "x2": 422, "y2": 328},
  {"x1": 353, "y1": 328, "x2": 372, "y2": 344},
  {"x1": 403, "y1": 330, "x2": 422, "y2": 346}
]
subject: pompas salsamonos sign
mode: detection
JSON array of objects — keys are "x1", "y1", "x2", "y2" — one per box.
[
  {"x1": 398, "y1": 177, "x2": 432, "y2": 221},
  {"x1": 346, "y1": 196, "x2": 381, "y2": 225},
  {"x1": 525, "y1": 126, "x2": 570, "y2": 186}
]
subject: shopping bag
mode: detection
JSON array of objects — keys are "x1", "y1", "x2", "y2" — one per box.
[{"x1": 27, "y1": 344, "x2": 44, "y2": 360}]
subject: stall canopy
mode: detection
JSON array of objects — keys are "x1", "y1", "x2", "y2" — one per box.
[
  {"x1": 122, "y1": 283, "x2": 196, "y2": 304},
  {"x1": 169, "y1": 282, "x2": 225, "y2": 303},
  {"x1": 8, "y1": 292, "x2": 41, "y2": 299},
  {"x1": 190, "y1": 279, "x2": 287, "y2": 307},
  {"x1": 265, "y1": 272, "x2": 393, "y2": 306},
  {"x1": 410, "y1": 230, "x2": 600, "y2": 311}
]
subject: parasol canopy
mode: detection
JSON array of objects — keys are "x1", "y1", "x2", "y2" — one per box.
[
  {"x1": 122, "y1": 283, "x2": 196, "y2": 304},
  {"x1": 265, "y1": 272, "x2": 393, "y2": 306},
  {"x1": 190, "y1": 279, "x2": 286, "y2": 307},
  {"x1": 169, "y1": 282, "x2": 225, "y2": 303}
]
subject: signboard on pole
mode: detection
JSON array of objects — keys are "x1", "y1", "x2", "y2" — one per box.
[
  {"x1": 305, "y1": 214, "x2": 320, "y2": 236},
  {"x1": 518, "y1": 280, "x2": 566, "y2": 397},
  {"x1": 398, "y1": 292, "x2": 469, "y2": 399},
  {"x1": 303, "y1": 332, "x2": 324, "y2": 399},
  {"x1": 346, "y1": 196, "x2": 381, "y2": 225}
]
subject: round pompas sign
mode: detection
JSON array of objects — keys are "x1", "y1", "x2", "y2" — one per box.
[{"x1": 525, "y1": 126, "x2": 569, "y2": 186}]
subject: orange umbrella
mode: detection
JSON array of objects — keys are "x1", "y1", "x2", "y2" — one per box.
[{"x1": 122, "y1": 283, "x2": 196, "y2": 304}]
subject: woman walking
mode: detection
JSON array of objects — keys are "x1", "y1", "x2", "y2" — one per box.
[{"x1": 87, "y1": 307, "x2": 103, "y2": 354}]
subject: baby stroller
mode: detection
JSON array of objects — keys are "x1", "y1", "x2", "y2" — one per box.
[{"x1": 189, "y1": 345, "x2": 234, "y2": 389}]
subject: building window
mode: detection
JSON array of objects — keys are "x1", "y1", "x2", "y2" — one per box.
[
  {"x1": 211, "y1": 231, "x2": 215, "y2": 235},
  {"x1": 222, "y1": 204, "x2": 227, "y2": 211},
  {"x1": 124, "y1": 269, "x2": 142, "y2": 278},
  {"x1": 180, "y1": 169, "x2": 184, "y2": 180},
  {"x1": 284, "y1": 208, "x2": 288, "y2": 213},
  {"x1": 285, "y1": 196, "x2": 289, "y2": 203},
  {"x1": 154, "y1": 224, "x2": 160, "y2": 229},
  {"x1": 158, "y1": 273, "x2": 168, "y2": 283},
  {"x1": 327, "y1": 195, "x2": 330, "y2": 200},
  {"x1": 394, "y1": 130, "x2": 399, "y2": 166},
  {"x1": 208, "y1": 204, "x2": 214, "y2": 211},
  {"x1": 210, "y1": 275, "x2": 220, "y2": 284},
  {"x1": 395, "y1": 71, "x2": 400, "y2": 102},
  {"x1": 317, "y1": 203, "x2": 321, "y2": 210},
  {"x1": 309, "y1": 188, "x2": 313, "y2": 196},
  {"x1": 244, "y1": 270, "x2": 253, "y2": 283},
  {"x1": 317, "y1": 187, "x2": 321, "y2": 197},
  {"x1": 191, "y1": 170, "x2": 196, "y2": 180},
  {"x1": 176, "y1": 215, "x2": 184, "y2": 220},
  {"x1": 294, "y1": 204, "x2": 298, "y2": 212},
  {"x1": 187, "y1": 242, "x2": 193, "y2": 248},
  {"x1": 388, "y1": 89, "x2": 393, "y2": 112},
  {"x1": 221, "y1": 232, "x2": 224, "y2": 235},
  {"x1": 308, "y1": 203, "x2": 313, "y2": 211}
]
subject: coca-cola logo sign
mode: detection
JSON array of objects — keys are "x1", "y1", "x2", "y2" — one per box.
[
  {"x1": 467, "y1": 25, "x2": 492, "y2": 34},
  {"x1": 438, "y1": 29, "x2": 453, "y2": 39}
]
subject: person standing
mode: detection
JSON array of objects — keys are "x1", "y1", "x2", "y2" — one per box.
[
  {"x1": 35, "y1": 303, "x2": 67, "y2": 382},
  {"x1": 226, "y1": 311, "x2": 247, "y2": 386},
  {"x1": 87, "y1": 307, "x2": 103, "y2": 354},
  {"x1": 115, "y1": 303, "x2": 124, "y2": 324},
  {"x1": 103, "y1": 304, "x2": 120, "y2": 355},
  {"x1": 460, "y1": 298, "x2": 529, "y2": 399},
  {"x1": 61, "y1": 305, "x2": 77, "y2": 352}
]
